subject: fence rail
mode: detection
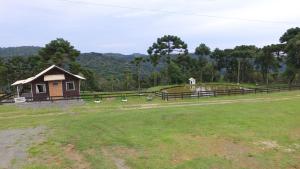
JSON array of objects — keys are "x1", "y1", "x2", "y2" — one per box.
[
  {"x1": 0, "y1": 93, "x2": 14, "y2": 104},
  {"x1": 161, "y1": 85, "x2": 300, "y2": 100},
  {"x1": 2, "y1": 85, "x2": 300, "y2": 103}
]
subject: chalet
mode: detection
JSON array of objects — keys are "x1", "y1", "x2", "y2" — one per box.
[{"x1": 12, "y1": 65, "x2": 85, "y2": 101}]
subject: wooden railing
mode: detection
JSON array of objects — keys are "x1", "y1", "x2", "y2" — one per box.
[
  {"x1": 160, "y1": 85, "x2": 300, "y2": 100},
  {"x1": 2, "y1": 85, "x2": 300, "y2": 103}
]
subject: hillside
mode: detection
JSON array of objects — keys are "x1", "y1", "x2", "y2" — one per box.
[
  {"x1": 0, "y1": 46, "x2": 41, "y2": 57},
  {"x1": 77, "y1": 52, "x2": 152, "y2": 79},
  {"x1": 0, "y1": 46, "x2": 151, "y2": 79}
]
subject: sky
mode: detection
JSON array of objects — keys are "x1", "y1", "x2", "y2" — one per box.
[{"x1": 0, "y1": 0, "x2": 299, "y2": 54}]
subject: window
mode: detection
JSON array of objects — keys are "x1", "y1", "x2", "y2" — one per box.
[
  {"x1": 66, "y1": 81, "x2": 75, "y2": 91},
  {"x1": 53, "y1": 81, "x2": 58, "y2": 86},
  {"x1": 36, "y1": 84, "x2": 46, "y2": 93}
]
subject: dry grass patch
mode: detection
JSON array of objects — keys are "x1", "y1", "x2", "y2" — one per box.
[
  {"x1": 64, "y1": 144, "x2": 91, "y2": 169},
  {"x1": 166, "y1": 134, "x2": 262, "y2": 169}
]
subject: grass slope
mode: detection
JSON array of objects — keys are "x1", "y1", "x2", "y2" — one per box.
[{"x1": 0, "y1": 92, "x2": 299, "y2": 169}]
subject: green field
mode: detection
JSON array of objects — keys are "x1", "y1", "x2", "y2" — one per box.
[{"x1": 0, "y1": 91, "x2": 300, "y2": 169}]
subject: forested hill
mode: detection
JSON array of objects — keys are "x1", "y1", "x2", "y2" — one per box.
[
  {"x1": 78, "y1": 52, "x2": 152, "y2": 79},
  {"x1": 0, "y1": 46, "x2": 41, "y2": 57},
  {"x1": 0, "y1": 46, "x2": 151, "y2": 79}
]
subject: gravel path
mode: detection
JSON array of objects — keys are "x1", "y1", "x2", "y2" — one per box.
[
  {"x1": 0, "y1": 126, "x2": 46, "y2": 169},
  {"x1": 15, "y1": 100, "x2": 85, "y2": 109}
]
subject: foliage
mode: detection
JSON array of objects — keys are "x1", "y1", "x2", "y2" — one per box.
[
  {"x1": 147, "y1": 35, "x2": 188, "y2": 84},
  {"x1": 0, "y1": 46, "x2": 41, "y2": 57},
  {"x1": 147, "y1": 35, "x2": 188, "y2": 64},
  {"x1": 255, "y1": 45, "x2": 281, "y2": 84},
  {"x1": 195, "y1": 43, "x2": 211, "y2": 56},
  {"x1": 130, "y1": 57, "x2": 146, "y2": 91},
  {"x1": 3, "y1": 28, "x2": 300, "y2": 91},
  {"x1": 38, "y1": 38, "x2": 80, "y2": 68}
]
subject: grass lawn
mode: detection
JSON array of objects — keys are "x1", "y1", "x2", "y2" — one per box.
[{"x1": 0, "y1": 91, "x2": 299, "y2": 169}]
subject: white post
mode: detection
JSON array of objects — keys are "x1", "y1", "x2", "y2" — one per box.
[{"x1": 17, "y1": 85, "x2": 20, "y2": 98}]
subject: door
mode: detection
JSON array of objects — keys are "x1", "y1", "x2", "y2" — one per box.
[{"x1": 48, "y1": 81, "x2": 63, "y2": 99}]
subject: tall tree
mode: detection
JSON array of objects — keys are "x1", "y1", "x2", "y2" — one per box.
[
  {"x1": 255, "y1": 45, "x2": 281, "y2": 85},
  {"x1": 147, "y1": 35, "x2": 188, "y2": 84},
  {"x1": 0, "y1": 58, "x2": 7, "y2": 91},
  {"x1": 80, "y1": 68, "x2": 99, "y2": 92},
  {"x1": 39, "y1": 38, "x2": 80, "y2": 68},
  {"x1": 285, "y1": 34, "x2": 300, "y2": 84},
  {"x1": 231, "y1": 45, "x2": 259, "y2": 84},
  {"x1": 280, "y1": 27, "x2": 300, "y2": 43},
  {"x1": 195, "y1": 43, "x2": 211, "y2": 82},
  {"x1": 280, "y1": 27, "x2": 300, "y2": 84},
  {"x1": 195, "y1": 43, "x2": 211, "y2": 56},
  {"x1": 148, "y1": 54, "x2": 160, "y2": 86},
  {"x1": 130, "y1": 56, "x2": 145, "y2": 91},
  {"x1": 123, "y1": 63, "x2": 132, "y2": 91}
]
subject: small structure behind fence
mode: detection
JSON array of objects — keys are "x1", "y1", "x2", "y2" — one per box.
[
  {"x1": 160, "y1": 85, "x2": 300, "y2": 101},
  {"x1": 2, "y1": 85, "x2": 300, "y2": 103}
]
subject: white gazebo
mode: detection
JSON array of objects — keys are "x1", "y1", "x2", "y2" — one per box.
[{"x1": 189, "y1": 77, "x2": 196, "y2": 85}]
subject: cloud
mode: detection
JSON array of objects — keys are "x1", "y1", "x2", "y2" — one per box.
[{"x1": 0, "y1": 0, "x2": 299, "y2": 54}]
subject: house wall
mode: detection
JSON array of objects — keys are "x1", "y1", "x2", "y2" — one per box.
[{"x1": 31, "y1": 67, "x2": 81, "y2": 101}]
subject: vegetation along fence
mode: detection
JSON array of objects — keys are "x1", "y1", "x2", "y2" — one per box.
[
  {"x1": 160, "y1": 85, "x2": 300, "y2": 101},
  {"x1": 1, "y1": 85, "x2": 300, "y2": 103}
]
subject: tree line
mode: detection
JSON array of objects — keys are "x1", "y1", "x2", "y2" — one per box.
[
  {"x1": 0, "y1": 27, "x2": 300, "y2": 93},
  {"x1": 0, "y1": 38, "x2": 99, "y2": 93},
  {"x1": 131, "y1": 27, "x2": 300, "y2": 90}
]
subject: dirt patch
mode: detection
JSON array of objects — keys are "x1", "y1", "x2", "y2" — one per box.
[
  {"x1": 64, "y1": 144, "x2": 91, "y2": 169},
  {"x1": 102, "y1": 147, "x2": 134, "y2": 169},
  {"x1": 290, "y1": 128, "x2": 300, "y2": 140},
  {"x1": 105, "y1": 97, "x2": 116, "y2": 101},
  {"x1": 256, "y1": 140, "x2": 280, "y2": 150},
  {"x1": 168, "y1": 135, "x2": 261, "y2": 169},
  {"x1": 255, "y1": 140, "x2": 300, "y2": 153},
  {"x1": 0, "y1": 126, "x2": 46, "y2": 169}
]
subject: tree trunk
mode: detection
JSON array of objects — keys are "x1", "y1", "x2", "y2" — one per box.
[
  {"x1": 138, "y1": 65, "x2": 141, "y2": 91},
  {"x1": 237, "y1": 59, "x2": 241, "y2": 84},
  {"x1": 266, "y1": 66, "x2": 269, "y2": 86},
  {"x1": 200, "y1": 70, "x2": 203, "y2": 83}
]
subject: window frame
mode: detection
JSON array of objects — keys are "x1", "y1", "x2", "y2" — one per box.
[
  {"x1": 36, "y1": 83, "x2": 46, "y2": 94},
  {"x1": 66, "y1": 81, "x2": 75, "y2": 91}
]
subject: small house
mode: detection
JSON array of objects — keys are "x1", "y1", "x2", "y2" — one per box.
[
  {"x1": 12, "y1": 65, "x2": 85, "y2": 101},
  {"x1": 189, "y1": 77, "x2": 196, "y2": 85}
]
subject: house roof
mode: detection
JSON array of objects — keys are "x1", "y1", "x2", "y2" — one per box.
[
  {"x1": 12, "y1": 65, "x2": 85, "y2": 86},
  {"x1": 189, "y1": 77, "x2": 195, "y2": 81}
]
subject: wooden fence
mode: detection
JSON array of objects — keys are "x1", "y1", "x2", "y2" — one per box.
[
  {"x1": 2, "y1": 85, "x2": 300, "y2": 103},
  {"x1": 160, "y1": 85, "x2": 300, "y2": 100}
]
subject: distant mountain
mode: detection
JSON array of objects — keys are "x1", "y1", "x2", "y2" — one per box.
[
  {"x1": 0, "y1": 46, "x2": 151, "y2": 79},
  {"x1": 77, "y1": 52, "x2": 151, "y2": 79},
  {"x1": 0, "y1": 46, "x2": 41, "y2": 57}
]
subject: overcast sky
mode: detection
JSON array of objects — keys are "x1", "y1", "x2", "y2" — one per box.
[{"x1": 0, "y1": 0, "x2": 299, "y2": 54}]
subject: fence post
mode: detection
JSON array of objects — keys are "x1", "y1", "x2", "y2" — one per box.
[
  {"x1": 181, "y1": 93, "x2": 184, "y2": 99},
  {"x1": 198, "y1": 91, "x2": 200, "y2": 99},
  {"x1": 167, "y1": 93, "x2": 169, "y2": 101},
  {"x1": 213, "y1": 91, "x2": 216, "y2": 97}
]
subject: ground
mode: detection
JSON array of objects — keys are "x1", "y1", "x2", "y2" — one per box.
[{"x1": 0, "y1": 91, "x2": 300, "y2": 169}]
